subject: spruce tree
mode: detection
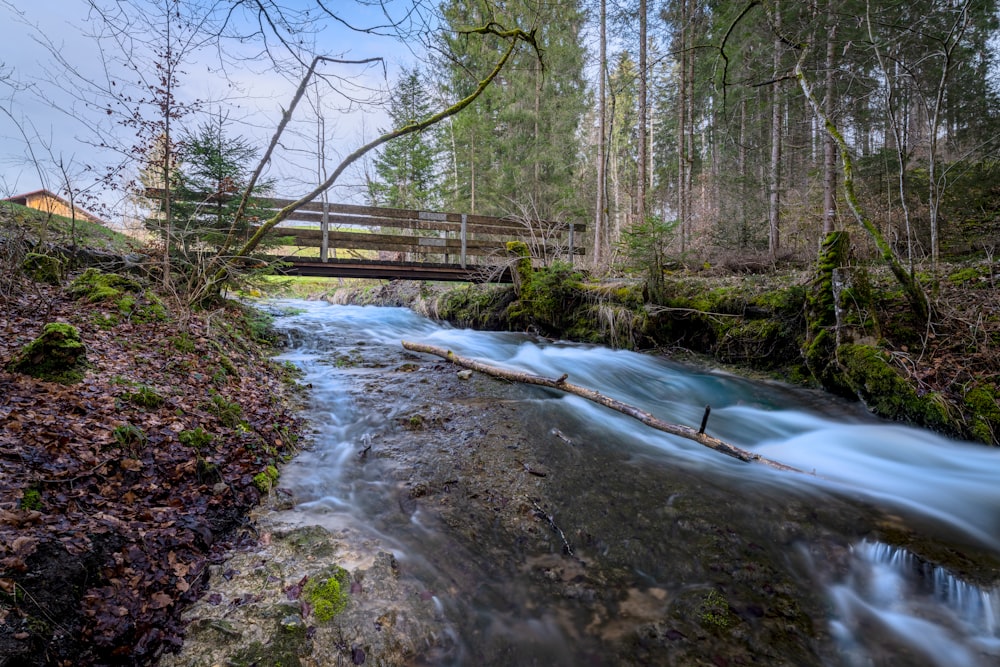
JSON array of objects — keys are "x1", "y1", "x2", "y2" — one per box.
[
  {"x1": 369, "y1": 68, "x2": 439, "y2": 210},
  {"x1": 437, "y1": 0, "x2": 587, "y2": 220}
]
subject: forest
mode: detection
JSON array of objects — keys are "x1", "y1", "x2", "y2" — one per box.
[
  {"x1": 3, "y1": 1, "x2": 1000, "y2": 665},
  {"x1": 368, "y1": 0, "x2": 1000, "y2": 274}
]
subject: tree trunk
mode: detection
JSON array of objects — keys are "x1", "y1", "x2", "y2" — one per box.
[
  {"x1": 822, "y1": 9, "x2": 837, "y2": 236},
  {"x1": 637, "y1": 0, "x2": 647, "y2": 224},
  {"x1": 768, "y1": 0, "x2": 782, "y2": 259},
  {"x1": 401, "y1": 340, "x2": 804, "y2": 473},
  {"x1": 594, "y1": 0, "x2": 607, "y2": 266},
  {"x1": 677, "y1": 0, "x2": 688, "y2": 251}
]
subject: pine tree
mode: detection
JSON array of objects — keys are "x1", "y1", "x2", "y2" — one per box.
[
  {"x1": 368, "y1": 68, "x2": 439, "y2": 210},
  {"x1": 437, "y1": 0, "x2": 587, "y2": 221},
  {"x1": 148, "y1": 117, "x2": 270, "y2": 256}
]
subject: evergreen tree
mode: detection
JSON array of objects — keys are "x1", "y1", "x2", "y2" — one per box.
[
  {"x1": 368, "y1": 68, "x2": 439, "y2": 210},
  {"x1": 437, "y1": 0, "x2": 588, "y2": 221},
  {"x1": 148, "y1": 117, "x2": 270, "y2": 256}
]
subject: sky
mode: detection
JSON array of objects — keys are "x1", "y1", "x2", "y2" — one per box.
[{"x1": 0, "y1": 0, "x2": 431, "y2": 219}]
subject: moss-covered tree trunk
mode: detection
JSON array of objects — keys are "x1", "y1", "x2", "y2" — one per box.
[
  {"x1": 795, "y1": 50, "x2": 930, "y2": 325},
  {"x1": 804, "y1": 231, "x2": 851, "y2": 392}
]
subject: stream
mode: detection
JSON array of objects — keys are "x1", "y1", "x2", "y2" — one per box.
[{"x1": 268, "y1": 300, "x2": 1000, "y2": 667}]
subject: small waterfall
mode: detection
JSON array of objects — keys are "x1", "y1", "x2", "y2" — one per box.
[{"x1": 830, "y1": 540, "x2": 1000, "y2": 667}]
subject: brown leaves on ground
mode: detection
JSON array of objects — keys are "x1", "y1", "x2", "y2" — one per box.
[{"x1": 0, "y1": 280, "x2": 301, "y2": 666}]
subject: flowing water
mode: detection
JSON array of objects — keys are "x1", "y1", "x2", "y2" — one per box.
[{"x1": 270, "y1": 300, "x2": 1000, "y2": 666}]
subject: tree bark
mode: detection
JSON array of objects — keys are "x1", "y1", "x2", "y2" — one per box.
[
  {"x1": 401, "y1": 340, "x2": 804, "y2": 473},
  {"x1": 677, "y1": 0, "x2": 688, "y2": 251},
  {"x1": 822, "y1": 5, "x2": 837, "y2": 236},
  {"x1": 594, "y1": 0, "x2": 607, "y2": 266},
  {"x1": 637, "y1": 0, "x2": 647, "y2": 224},
  {"x1": 768, "y1": 0, "x2": 782, "y2": 259}
]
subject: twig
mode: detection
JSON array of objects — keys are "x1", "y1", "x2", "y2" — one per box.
[{"x1": 531, "y1": 499, "x2": 573, "y2": 556}]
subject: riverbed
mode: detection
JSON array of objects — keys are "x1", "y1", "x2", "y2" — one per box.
[{"x1": 165, "y1": 301, "x2": 1000, "y2": 667}]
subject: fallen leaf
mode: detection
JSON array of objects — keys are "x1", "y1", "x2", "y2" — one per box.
[
  {"x1": 120, "y1": 459, "x2": 143, "y2": 472},
  {"x1": 149, "y1": 592, "x2": 173, "y2": 609}
]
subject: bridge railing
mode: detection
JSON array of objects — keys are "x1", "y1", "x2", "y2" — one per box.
[
  {"x1": 257, "y1": 198, "x2": 586, "y2": 269},
  {"x1": 143, "y1": 190, "x2": 586, "y2": 273}
]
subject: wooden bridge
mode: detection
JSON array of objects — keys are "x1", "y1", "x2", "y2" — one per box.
[{"x1": 257, "y1": 198, "x2": 586, "y2": 282}]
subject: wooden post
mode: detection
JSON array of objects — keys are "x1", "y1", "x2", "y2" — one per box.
[
  {"x1": 568, "y1": 222, "x2": 575, "y2": 265},
  {"x1": 320, "y1": 200, "x2": 329, "y2": 262},
  {"x1": 460, "y1": 213, "x2": 468, "y2": 269}
]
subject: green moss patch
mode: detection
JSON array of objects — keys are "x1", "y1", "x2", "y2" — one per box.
[
  {"x1": 837, "y1": 344, "x2": 951, "y2": 430},
  {"x1": 22, "y1": 252, "x2": 65, "y2": 285},
  {"x1": 8, "y1": 322, "x2": 87, "y2": 384},
  {"x1": 963, "y1": 384, "x2": 1000, "y2": 444},
  {"x1": 303, "y1": 566, "x2": 351, "y2": 622},
  {"x1": 68, "y1": 268, "x2": 141, "y2": 303}
]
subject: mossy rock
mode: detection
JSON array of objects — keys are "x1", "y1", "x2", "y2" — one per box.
[
  {"x1": 963, "y1": 384, "x2": 1000, "y2": 444},
  {"x1": 8, "y1": 323, "x2": 87, "y2": 384},
  {"x1": 22, "y1": 252, "x2": 65, "y2": 285},
  {"x1": 837, "y1": 344, "x2": 952, "y2": 430},
  {"x1": 68, "y1": 268, "x2": 142, "y2": 303},
  {"x1": 303, "y1": 565, "x2": 351, "y2": 623},
  {"x1": 506, "y1": 240, "x2": 532, "y2": 295}
]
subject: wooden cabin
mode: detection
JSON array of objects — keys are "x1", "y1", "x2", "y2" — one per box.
[{"x1": 3, "y1": 189, "x2": 107, "y2": 226}]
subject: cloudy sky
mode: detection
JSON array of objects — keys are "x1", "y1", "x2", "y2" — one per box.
[{"x1": 0, "y1": 0, "x2": 429, "y2": 216}]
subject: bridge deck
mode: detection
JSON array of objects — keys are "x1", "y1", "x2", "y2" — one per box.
[{"x1": 279, "y1": 258, "x2": 512, "y2": 282}]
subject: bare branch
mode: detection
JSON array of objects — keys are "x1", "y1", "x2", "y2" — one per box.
[{"x1": 215, "y1": 24, "x2": 539, "y2": 286}]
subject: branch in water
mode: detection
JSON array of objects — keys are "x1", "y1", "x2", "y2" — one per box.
[{"x1": 400, "y1": 340, "x2": 804, "y2": 474}]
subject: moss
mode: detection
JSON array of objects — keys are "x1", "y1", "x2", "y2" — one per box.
[
  {"x1": 253, "y1": 464, "x2": 280, "y2": 493},
  {"x1": 8, "y1": 322, "x2": 87, "y2": 384},
  {"x1": 837, "y1": 344, "x2": 952, "y2": 430},
  {"x1": 121, "y1": 384, "x2": 165, "y2": 409},
  {"x1": 303, "y1": 566, "x2": 351, "y2": 622},
  {"x1": 964, "y1": 384, "x2": 1000, "y2": 444},
  {"x1": 698, "y1": 589, "x2": 732, "y2": 630},
  {"x1": 205, "y1": 391, "x2": 243, "y2": 427},
  {"x1": 948, "y1": 266, "x2": 985, "y2": 286},
  {"x1": 22, "y1": 252, "x2": 64, "y2": 285},
  {"x1": 171, "y1": 332, "x2": 196, "y2": 353},
  {"x1": 518, "y1": 260, "x2": 585, "y2": 334},
  {"x1": 506, "y1": 240, "x2": 532, "y2": 296},
  {"x1": 20, "y1": 488, "x2": 42, "y2": 511},
  {"x1": 68, "y1": 268, "x2": 141, "y2": 303},
  {"x1": 179, "y1": 427, "x2": 215, "y2": 450},
  {"x1": 715, "y1": 319, "x2": 788, "y2": 368},
  {"x1": 750, "y1": 285, "x2": 806, "y2": 314},
  {"x1": 803, "y1": 231, "x2": 850, "y2": 389},
  {"x1": 435, "y1": 284, "x2": 518, "y2": 330},
  {"x1": 134, "y1": 293, "x2": 169, "y2": 323},
  {"x1": 253, "y1": 473, "x2": 271, "y2": 493}
]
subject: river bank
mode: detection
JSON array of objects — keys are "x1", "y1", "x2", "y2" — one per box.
[{"x1": 0, "y1": 275, "x2": 302, "y2": 665}]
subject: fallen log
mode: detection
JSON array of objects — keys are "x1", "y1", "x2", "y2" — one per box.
[{"x1": 401, "y1": 340, "x2": 805, "y2": 474}]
